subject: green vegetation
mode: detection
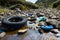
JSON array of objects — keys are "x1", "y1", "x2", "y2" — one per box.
[
  {"x1": 53, "y1": 0, "x2": 60, "y2": 8},
  {"x1": 0, "y1": 0, "x2": 25, "y2": 6},
  {"x1": 0, "y1": 0, "x2": 60, "y2": 11},
  {"x1": 0, "y1": 0, "x2": 39, "y2": 10},
  {"x1": 0, "y1": 8, "x2": 10, "y2": 13},
  {"x1": 35, "y1": 0, "x2": 59, "y2": 8}
]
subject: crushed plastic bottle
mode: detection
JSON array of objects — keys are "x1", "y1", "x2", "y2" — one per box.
[
  {"x1": 37, "y1": 16, "x2": 47, "y2": 22},
  {"x1": 40, "y1": 25, "x2": 53, "y2": 31}
]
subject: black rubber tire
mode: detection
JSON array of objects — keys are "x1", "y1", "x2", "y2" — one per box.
[{"x1": 1, "y1": 16, "x2": 27, "y2": 31}]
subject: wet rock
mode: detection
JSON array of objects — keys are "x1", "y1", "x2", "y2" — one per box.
[
  {"x1": 46, "y1": 19, "x2": 59, "y2": 28},
  {"x1": 39, "y1": 21, "x2": 46, "y2": 25},
  {"x1": 18, "y1": 29, "x2": 28, "y2": 34},
  {"x1": 0, "y1": 32, "x2": 6, "y2": 38},
  {"x1": 51, "y1": 29, "x2": 59, "y2": 34},
  {"x1": 56, "y1": 33, "x2": 60, "y2": 37},
  {"x1": 0, "y1": 12, "x2": 4, "y2": 16},
  {"x1": 39, "y1": 32, "x2": 57, "y2": 40}
]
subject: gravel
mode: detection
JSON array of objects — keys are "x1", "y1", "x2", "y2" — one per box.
[{"x1": 0, "y1": 8, "x2": 60, "y2": 28}]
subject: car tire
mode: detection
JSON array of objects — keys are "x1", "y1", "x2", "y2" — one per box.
[{"x1": 2, "y1": 16, "x2": 27, "y2": 31}]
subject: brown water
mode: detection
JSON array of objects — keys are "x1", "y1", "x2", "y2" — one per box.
[{"x1": 0, "y1": 26, "x2": 41, "y2": 40}]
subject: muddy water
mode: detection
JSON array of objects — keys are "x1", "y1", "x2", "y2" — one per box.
[
  {"x1": 0, "y1": 26, "x2": 40, "y2": 40},
  {"x1": 0, "y1": 25, "x2": 57, "y2": 40}
]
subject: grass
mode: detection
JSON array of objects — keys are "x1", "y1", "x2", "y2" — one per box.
[{"x1": 0, "y1": 8, "x2": 10, "y2": 13}]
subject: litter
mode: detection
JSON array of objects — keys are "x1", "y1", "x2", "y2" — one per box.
[
  {"x1": 27, "y1": 21, "x2": 36, "y2": 28},
  {"x1": 37, "y1": 16, "x2": 46, "y2": 22},
  {"x1": 26, "y1": 13, "x2": 33, "y2": 17},
  {"x1": 40, "y1": 25, "x2": 53, "y2": 32}
]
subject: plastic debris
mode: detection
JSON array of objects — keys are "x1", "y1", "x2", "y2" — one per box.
[
  {"x1": 37, "y1": 16, "x2": 46, "y2": 22},
  {"x1": 26, "y1": 14, "x2": 33, "y2": 17},
  {"x1": 40, "y1": 25, "x2": 53, "y2": 31},
  {"x1": 27, "y1": 21, "x2": 35, "y2": 28}
]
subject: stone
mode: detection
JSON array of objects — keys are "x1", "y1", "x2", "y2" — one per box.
[
  {"x1": 56, "y1": 33, "x2": 60, "y2": 37},
  {"x1": 18, "y1": 29, "x2": 28, "y2": 34},
  {"x1": 39, "y1": 21, "x2": 46, "y2": 25},
  {"x1": 39, "y1": 32, "x2": 57, "y2": 40},
  {"x1": 0, "y1": 32, "x2": 6, "y2": 38},
  {"x1": 51, "y1": 29, "x2": 59, "y2": 34},
  {"x1": 0, "y1": 12, "x2": 4, "y2": 16}
]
